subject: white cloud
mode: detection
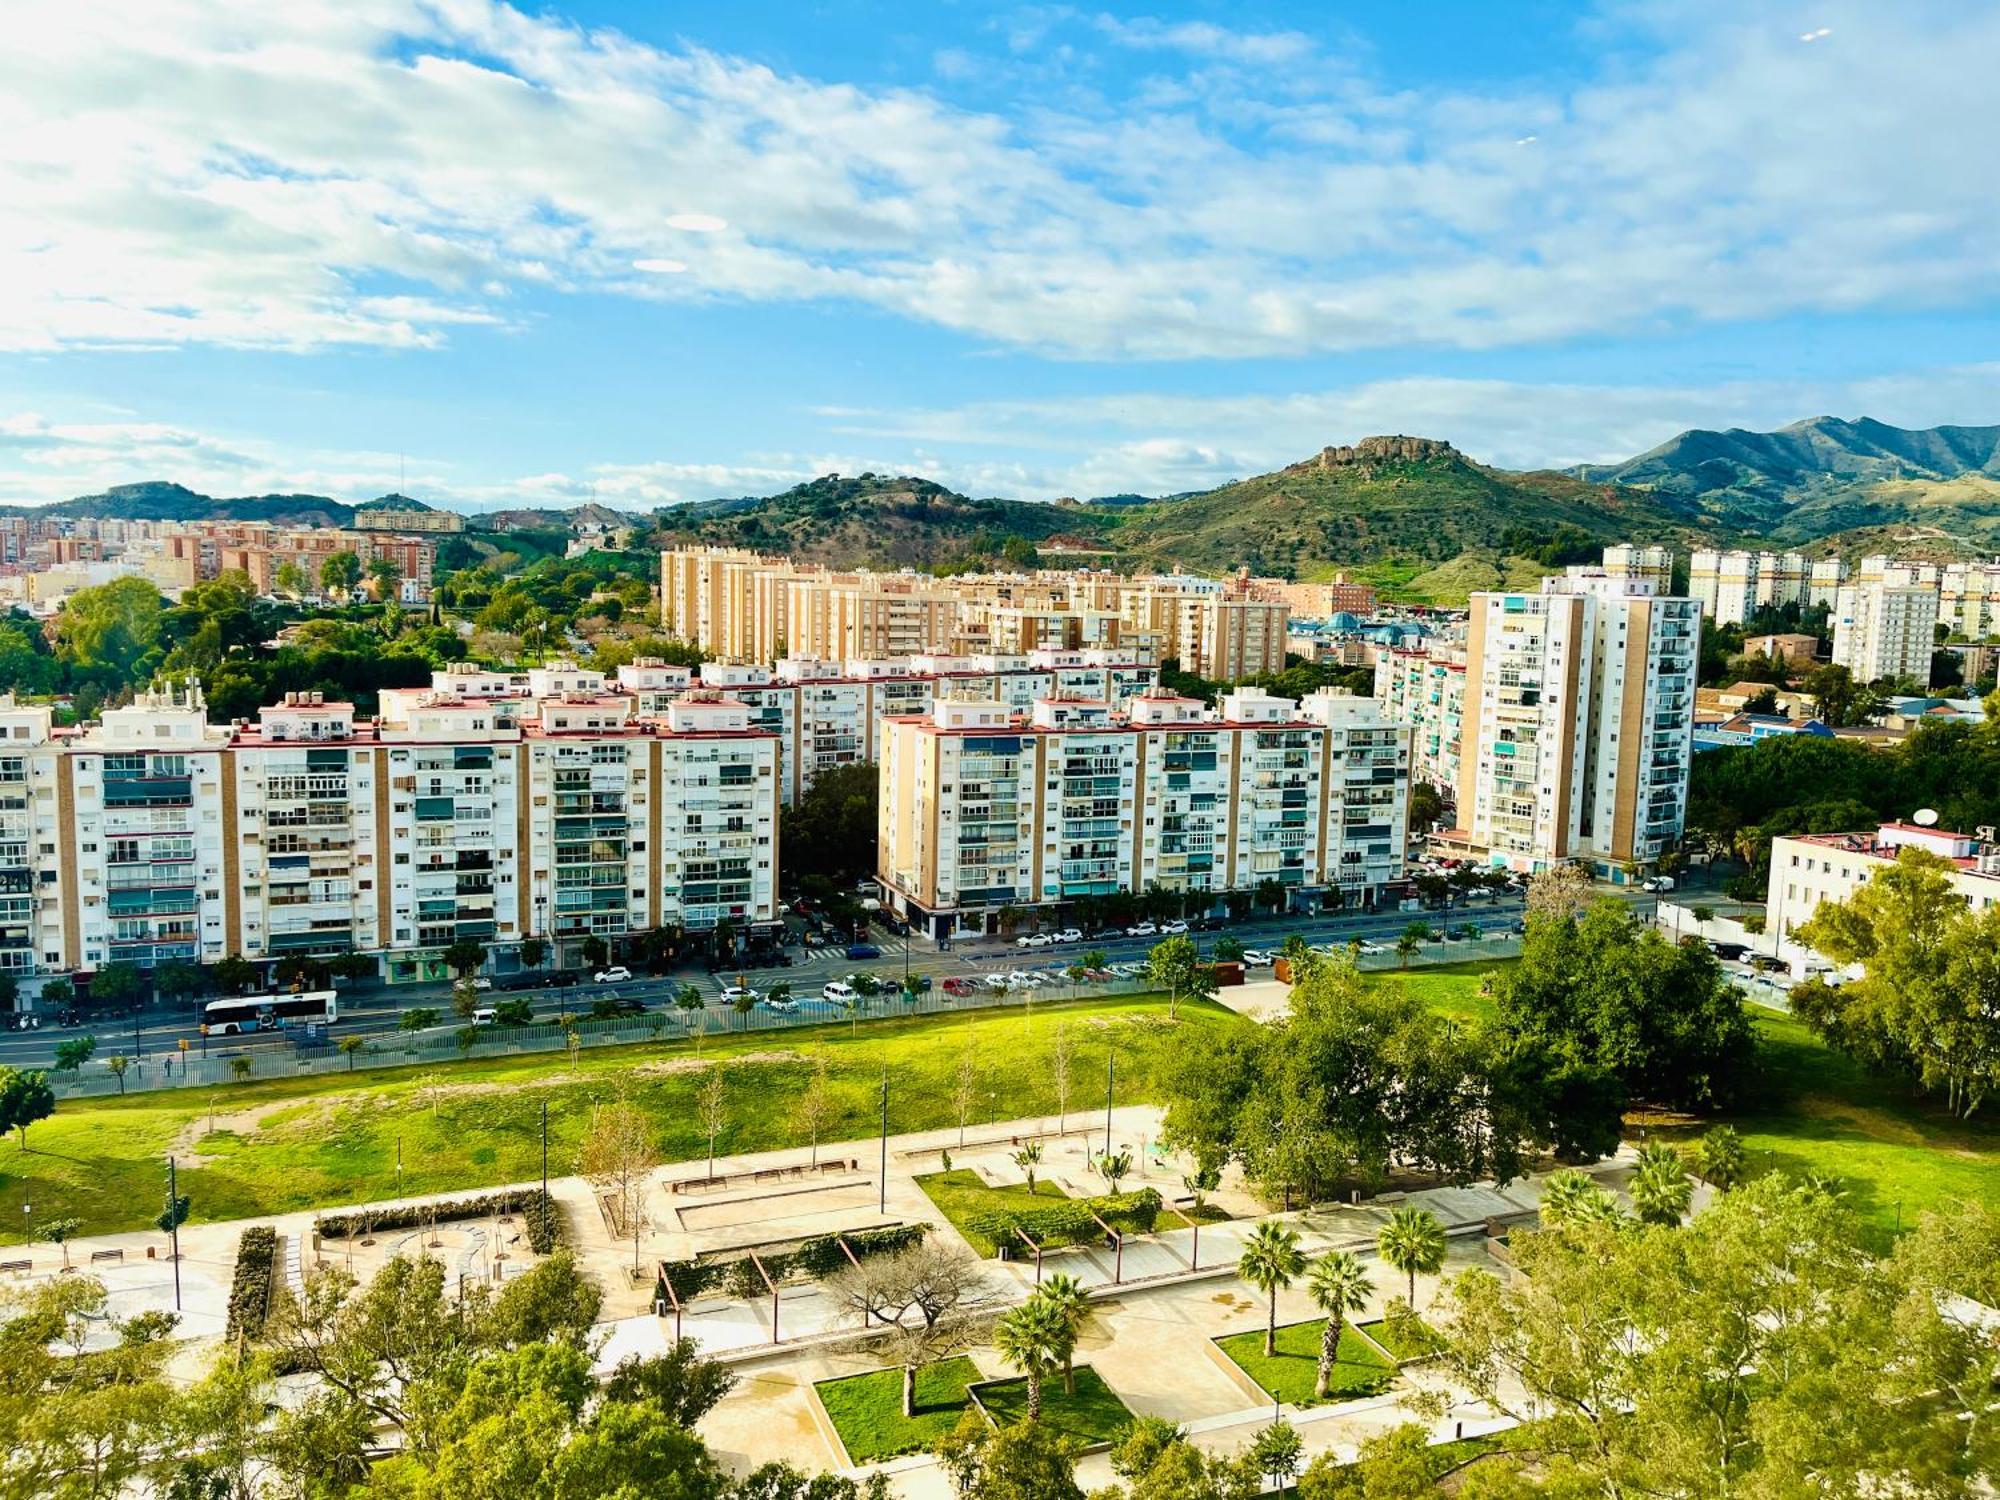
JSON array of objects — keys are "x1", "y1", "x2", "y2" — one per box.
[{"x1": 0, "y1": 1, "x2": 1992, "y2": 358}]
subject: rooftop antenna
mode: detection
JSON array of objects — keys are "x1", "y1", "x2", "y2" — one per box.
[{"x1": 1913, "y1": 807, "x2": 1939, "y2": 828}]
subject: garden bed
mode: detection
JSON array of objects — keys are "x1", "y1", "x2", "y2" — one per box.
[
  {"x1": 968, "y1": 1366, "x2": 1137, "y2": 1448},
  {"x1": 815, "y1": 1356, "x2": 982, "y2": 1463},
  {"x1": 915, "y1": 1169, "x2": 1069, "y2": 1256},
  {"x1": 1358, "y1": 1313, "x2": 1444, "y2": 1362},
  {"x1": 1215, "y1": 1319, "x2": 1396, "y2": 1404}
]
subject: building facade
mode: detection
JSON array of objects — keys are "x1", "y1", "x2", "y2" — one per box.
[
  {"x1": 1831, "y1": 579, "x2": 1939, "y2": 687},
  {"x1": 877, "y1": 686, "x2": 1410, "y2": 938}
]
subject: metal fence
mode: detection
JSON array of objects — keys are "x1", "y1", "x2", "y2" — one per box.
[{"x1": 45, "y1": 976, "x2": 1163, "y2": 1099}]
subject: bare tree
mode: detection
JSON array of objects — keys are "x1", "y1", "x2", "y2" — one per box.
[
  {"x1": 697, "y1": 1065, "x2": 727, "y2": 1180},
  {"x1": 1525, "y1": 862, "x2": 1595, "y2": 926},
  {"x1": 1050, "y1": 1022, "x2": 1076, "y2": 1136},
  {"x1": 824, "y1": 1238, "x2": 999, "y2": 1417},
  {"x1": 952, "y1": 1049, "x2": 978, "y2": 1151},
  {"x1": 793, "y1": 1052, "x2": 836, "y2": 1166},
  {"x1": 578, "y1": 1095, "x2": 659, "y2": 1273}
]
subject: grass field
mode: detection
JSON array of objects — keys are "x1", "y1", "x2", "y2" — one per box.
[
  {"x1": 1357, "y1": 1314, "x2": 1444, "y2": 1362},
  {"x1": 971, "y1": 1366, "x2": 1135, "y2": 1446},
  {"x1": 915, "y1": 1169, "x2": 1069, "y2": 1257},
  {"x1": 1216, "y1": 1319, "x2": 1396, "y2": 1404},
  {"x1": 815, "y1": 1357, "x2": 982, "y2": 1463},
  {"x1": 0, "y1": 994, "x2": 1240, "y2": 1242},
  {"x1": 1394, "y1": 967, "x2": 2000, "y2": 1244}
]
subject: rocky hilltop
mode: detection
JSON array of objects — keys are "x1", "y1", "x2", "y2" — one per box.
[{"x1": 1286, "y1": 435, "x2": 1459, "y2": 473}]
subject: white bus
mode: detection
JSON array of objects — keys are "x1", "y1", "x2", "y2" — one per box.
[{"x1": 201, "y1": 990, "x2": 339, "y2": 1036}]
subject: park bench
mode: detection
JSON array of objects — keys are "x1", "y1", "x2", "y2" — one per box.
[
  {"x1": 0, "y1": 1259, "x2": 30, "y2": 1275},
  {"x1": 89, "y1": 1248, "x2": 124, "y2": 1264}
]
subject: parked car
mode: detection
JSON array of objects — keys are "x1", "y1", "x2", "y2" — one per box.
[
  {"x1": 1640, "y1": 875, "x2": 1677, "y2": 893},
  {"x1": 1006, "y1": 969, "x2": 1045, "y2": 988},
  {"x1": 1056, "y1": 927, "x2": 1083, "y2": 944},
  {"x1": 1355, "y1": 941, "x2": 1387, "y2": 956},
  {"x1": 1091, "y1": 927, "x2": 1126, "y2": 941},
  {"x1": 471, "y1": 1006, "x2": 498, "y2": 1026},
  {"x1": 980, "y1": 973, "x2": 1013, "y2": 991},
  {"x1": 1016, "y1": 932, "x2": 1052, "y2": 948},
  {"x1": 942, "y1": 976, "x2": 977, "y2": 996},
  {"x1": 1160, "y1": 919, "x2": 1189, "y2": 935},
  {"x1": 1126, "y1": 921, "x2": 1158, "y2": 938},
  {"x1": 470, "y1": 975, "x2": 493, "y2": 991},
  {"x1": 602, "y1": 996, "x2": 646, "y2": 1016},
  {"x1": 719, "y1": 984, "x2": 761, "y2": 1005},
  {"x1": 593, "y1": 966, "x2": 633, "y2": 984},
  {"x1": 822, "y1": 981, "x2": 858, "y2": 1003},
  {"x1": 1240, "y1": 949, "x2": 1272, "y2": 967},
  {"x1": 1710, "y1": 941, "x2": 1748, "y2": 961},
  {"x1": 764, "y1": 995, "x2": 799, "y2": 1013}
]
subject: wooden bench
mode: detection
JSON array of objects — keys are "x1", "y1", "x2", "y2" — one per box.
[
  {"x1": 0, "y1": 1259, "x2": 30, "y2": 1275},
  {"x1": 89, "y1": 1248, "x2": 124, "y2": 1264}
]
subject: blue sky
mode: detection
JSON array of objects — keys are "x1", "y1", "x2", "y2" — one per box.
[{"x1": 1, "y1": 0, "x2": 1996, "y2": 510}]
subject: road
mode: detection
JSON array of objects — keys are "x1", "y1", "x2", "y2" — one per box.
[{"x1": 0, "y1": 881, "x2": 1685, "y2": 1070}]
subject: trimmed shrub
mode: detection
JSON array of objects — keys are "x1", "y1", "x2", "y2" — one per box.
[
  {"x1": 965, "y1": 1187, "x2": 1162, "y2": 1251},
  {"x1": 656, "y1": 1223, "x2": 930, "y2": 1306},
  {"x1": 316, "y1": 1188, "x2": 564, "y2": 1252},
  {"x1": 225, "y1": 1226, "x2": 280, "y2": 1341}
]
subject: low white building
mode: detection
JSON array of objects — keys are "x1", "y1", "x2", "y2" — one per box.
[{"x1": 1767, "y1": 821, "x2": 2000, "y2": 945}]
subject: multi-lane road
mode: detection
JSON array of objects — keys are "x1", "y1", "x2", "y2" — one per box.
[{"x1": 0, "y1": 882, "x2": 1685, "y2": 1071}]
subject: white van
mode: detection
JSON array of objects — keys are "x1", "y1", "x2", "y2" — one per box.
[
  {"x1": 471, "y1": 1007, "x2": 497, "y2": 1026},
  {"x1": 821, "y1": 981, "x2": 858, "y2": 1004}
]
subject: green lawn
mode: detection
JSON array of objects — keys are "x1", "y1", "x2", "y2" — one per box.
[
  {"x1": 0, "y1": 994, "x2": 1245, "y2": 1242},
  {"x1": 1382, "y1": 965, "x2": 2000, "y2": 1244},
  {"x1": 1358, "y1": 1314, "x2": 1444, "y2": 1362},
  {"x1": 915, "y1": 1169, "x2": 1069, "y2": 1257},
  {"x1": 971, "y1": 1366, "x2": 1136, "y2": 1446},
  {"x1": 815, "y1": 1357, "x2": 982, "y2": 1463},
  {"x1": 1216, "y1": 1319, "x2": 1395, "y2": 1405}
]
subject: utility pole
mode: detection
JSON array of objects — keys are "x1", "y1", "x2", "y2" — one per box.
[
  {"x1": 541, "y1": 1101, "x2": 549, "y2": 1198},
  {"x1": 878, "y1": 1068, "x2": 889, "y2": 1215},
  {"x1": 1104, "y1": 1051, "x2": 1115, "y2": 1155},
  {"x1": 167, "y1": 1156, "x2": 182, "y2": 1312}
]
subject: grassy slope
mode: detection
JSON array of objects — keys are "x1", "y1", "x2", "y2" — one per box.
[
  {"x1": 0, "y1": 996, "x2": 1232, "y2": 1243},
  {"x1": 914, "y1": 1170, "x2": 1069, "y2": 1257}
]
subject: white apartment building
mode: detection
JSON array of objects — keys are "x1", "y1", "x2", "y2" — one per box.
[
  {"x1": 1687, "y1": 549, "x2": 1812, "y2": 625},
  {"x1": 1768, "y1": 822, "x2": 2000, "y2": 946},
  {"x1": 1454, "y1": 574, "x2": 1699, "y2": 874},
  {"x1": 1831, "y1": 579, "x2": 1938, "y2": 687},
  {"x1": 1808, "y1": 558, "x2": 1849, "y2": 609},
  {"x1": 1599, "y1": 544, "x2": 1673, "y2": 592},
  {"x1": 0, "y1": 697, "x2": 68, "y2": 980},
  {"x1": 878, "y1": 686, "x2": 1409, "y2": 938},
  {"x1": 1373, "y1": 647, "x2": 1466, "y2": 808},
  {"x1": 1940, "y1": 560, "x2": 2000, "y2": 641}
]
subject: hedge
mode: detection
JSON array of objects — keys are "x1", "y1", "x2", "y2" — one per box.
[
  {"x1": 225, "y1": 1226, "x2": 280, "y2": 1341},
  {"x1": 316, "y1": 1188, "x2": 565, "y2": 1254},
  {"x1": 966, "y1": 1187, "x2": 1162, "y2": 1252},
  {"x1": 657, "y1": 1222, "x2": 928, "y2": 1306}
]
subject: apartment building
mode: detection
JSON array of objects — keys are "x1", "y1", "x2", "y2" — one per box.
[
  {"x1": 5, "y1": 676, "x2": 781, "y2": 1006},
  {"x1": 1831, "y1": 578, "x2": 1938, "y2": 687},
  {"x1": 1687, "y1": 549, "x2": 1811, "y2": 625},
  {"x1": 1768, "y1": 821, "x2": 2000, "y2": 946},
  {"x1": 1600, "y1": 544, "x2": 1674, "y2": 592},
  {"x1": 1373, "y1": 647, "x2": 1466, "y2": 805},
  {"x1": 1940, "y1": 560, "x2": 2000, "y2": 640},
  {"x1": 349, "y1": 500, "x2": 465, "y2": 534},
  {"x1": 877, "y1": 686, "x2": 1409, "y2": 938},
  {"x1": 1809, "y1": 558, "x2": 1849, "y2": 609},
  {"x1": 1454, "y1": 573, "x2": 1699, "y2": 874}
]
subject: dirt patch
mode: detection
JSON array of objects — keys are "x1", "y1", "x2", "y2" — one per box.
[
  {"x1": 170, "y1": 1098, "x2": 319, "y2": 1164},
  {"x1": 631, "y1": 1050, "x2": 800, "y2": 1078}
]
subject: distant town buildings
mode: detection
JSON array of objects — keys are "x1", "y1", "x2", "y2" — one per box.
[
  {"x1": 1688, "y1": 548, "x2": 1819, "y2": 625},
  {"x1": 348, "y1": 497, "x2": 465, "y2": 534}
]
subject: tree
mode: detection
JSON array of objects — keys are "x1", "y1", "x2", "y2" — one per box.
[
  {"x1": 1375, "y1": 1206, "x2": 1445, "y2": 1308},
  {"x1": 793, "y1": 1053, "x2": 836, "y2": 1165},
  {"x1": 953, "y1": 1048, "x2": 978, "y2": 1149},
  {"x1": 1145, "y1": 933, "x2": 1210, "y2": 1021},
  {"x1": 442, "y1": 938, "x2": 485, "y2": 979},
  {"x1": 39, "y1": 1215, "x2": 83, "y2": 1270},
  {"x1": 1524, "y1": 862, "x2": 1595, "y2": 925},
  {"x1": 1050, "y1": 1022, "x2": 1076, "y2": 1134},
  {"x1": 676, "y1": 982, "x2": 708, "y2": 1050},
  {"x1": 152, "y1": 960, "x2": 206, "y2": 1006},
  {"x1": 1304, "y1": 1252, "x2": 1373, "y2": 1400},
  {"x1": 1804, "y1": 662, "x2": 1887, "y2": 727},
  {"x1": 734, "y1": 985, "x2": 763, "y2": 1029},
  {"x1": 581, "y1": 934, "x2": 610, "y2": 969},
  {"x1": 1094, "y1": 1148, "x2": 1132, "y2": 1196},
  {"x1": 778, "y1": 762, "x2": 880, "y2": 890},
  {"x1": 273, "y1": 559, "x2": 308, "y2": 599},
  {"x1": 1537, "y1": 1167, "x2": 1618, "y2": 1229},
  {"x1": 826, "y1": 1239, "x2": 995, "y2": 1418},
  {"x1": 51, "y1": 1034, "x2": 96, "y2": 1072},
  {"x1": 105, "y1": 1054, "x2": 129, "y2": 1094},
  {"x1": 36, "y1": 976, "x2": 72, "y2": 1010},
  {"x1": 1690, "y1": 1124, "x2": 1745, "y2": 1189},
  {"x1": 318, "y1": 551, "x2": 362, "y2": 598},
  {"x1": 697, "y1": 1066, "x2": 727, "y2": 1179},
  {"x1": 156, "y1": 1190, "x2": 191, "y2": 1253},
  {"x1": 1182, "y1": 1157, "x2": 1222, "y2": 1215},
  {"x1": 400, "y1": 1007, "x2": 441, "y2": 1031},
  {"x1": 1012, "y1": 1141, "x2": 1043, "y2": 1197},
  {"x1": 578, "y1": 1096, "x2": 660, "y2": 1272},
  {"x1": 1249, "y1": 1420, "x2": 1304, "y2": 1495},
  {"x1": 451, "y1": 974, "x2": 480, "y2": 1020},
  {"x1": 52, "y1": 576, "x2": 166, "y2": 691},
  {"x1": 366, "y1": 556, "x2": 402, "y2": 601},
  {"x1": 89, "y1": 962, "x2": 145, "y2": 1009},
  {"x1": 1629, "y1": 1141, "x2": 1693, "y2": 1226},
  {"x1": 992, "y1": 1297, "x2": 1068, "y2": 1422},
  {"x1": 600, "y1": 1339, "x2": 737, "y2": 1428},
  {"x1": 230, "y1": 1056, "x2": 253, "y2": 1082},
  {"x1": 1238, "y1": 1220, "x2": 1306, "y2": 1358},
  {"x1": 1035, "y1": 1272, "x2": 1090, "y2": 1396},
  {"x1": 518, "y1": 936, "x2": 547, "y2": 972},
  {"x1": 338, "y1": 1035, "x2": 367, "y2": 1071},
  {"x1": 0, "y1": 1065, "x2": 55, "y2": 1148},
  {"x1": 934, "y1": 1411, "x2": 1082, "y2": 1500},
  {"x1": 1395, "y1": 922, "x2": 1424, "y2": 969},
  {"x1": 212, "y1": 954, "x2": 258, "y2": 995},
  {"x1": 1794, "y1": 845, "x2": 2000, "y2": 1119}
]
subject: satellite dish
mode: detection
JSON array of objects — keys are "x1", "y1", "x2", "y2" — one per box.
[{"x1": 1913, "y1": 808, "x2": 1939, "y2": 827}]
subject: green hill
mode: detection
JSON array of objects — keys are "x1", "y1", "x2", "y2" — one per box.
[
  {"x1": 0, "y1": 481, "x2": 358, "y2": 527},
  {"x1": 645, "y1": 473, "x2": 1112, "y2": 568},
  {"x1": 1104, "y1": 436, "x2": 1712, "y2": 579}
]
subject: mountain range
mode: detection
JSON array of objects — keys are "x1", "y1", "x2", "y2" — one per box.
[{"x1": 9, "y1": 417, "x2": 1999, "y2": 603}]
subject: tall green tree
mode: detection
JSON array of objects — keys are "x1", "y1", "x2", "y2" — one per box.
[
  {"x1": 0, "y1": 1064, "x2": 55, "y2": 1148},
  {"x1": 1145, "y1": 933, "x2": 1212, "y2": 1021},
  {"x1": 52, "y1": 576, "x2": 166, "y2": 691},
  {"x1": 992, "y1": 1298, "x2": 1069, "y2": 1422},
  {"x1": 1304, "y1": 1252, "x2": 1373, "y2": 1400},
  {"x1": 1375, "y1": 1206, "x2": 1446, "y2": 1308},
  {"x1": 1238, "y1": 1221, "x2": 1306, "y2": 1359},
  {"x1": 319, "y1": 551, "x2": 363, "y2": 597}
]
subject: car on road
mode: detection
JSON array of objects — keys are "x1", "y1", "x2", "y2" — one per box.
[
  {"x1": 1091, "y1": 927, "x2": 1126, "y2": 941},
  {"x1": 1160, "y1": 919, "x2": 1189, "y2": 935},
  {"x1": 1355, "y1": 941, "x2": 1388, "y2": 955},
  {"x1": 1640, "y1": 875, "x2": 1677, "y2": 893},
  {"x1": 599, "y1": 995, "x2": 646, "y2": 1016},
  {"x1": 719, "y1": 984, "x2": 761, "y2": 1005},
  {"x1": 1126, "y1": 920, "x2": 1158, "y2": 938},
  {"x1": 980, "y1": 973, "x2": 1012, "y2": 991},
  {"x1": 1015, "y1": 932, "x2": 1053, "y2": 948},
  {"x1": 593, "y1": 966, "x2": 633, "y2": 984},
  {"x1": 470, "y1": 975, "x2": 493, "y2": 991},
  {"x1": 1056, "y1": 927, "x2": 1083, "y2": 944},
  {"x1": 821, "y1": 981, "x2": 858, "y2": 1003},
  {"x1": 1240, "y1": 949, "x2": 1272, "y2": 967},
  {"x1": 845, "y1": 943, "x2": 881, "y2": 960},
  {"x1": 763, "y1": 995, "x2": 799, "y2": 1013}
]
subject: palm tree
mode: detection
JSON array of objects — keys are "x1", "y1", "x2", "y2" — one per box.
[
  {"x1": 1238, "y1": 1220, "x2": 1307, "y2": 1358},
  {"x1": 1629, "y1": 1142, "x2": 1693, "y2": 1227},
  {"x1": 1396, "y1": 921, "x2": 1427, "y2": 969},
  {"x1": 993, "y1": 1297, "x2": 1068, "y2": 1421},
  {"x1": 1376, "y1": 1205, "x2": 1446, "y2": 1308},
  {"x1": 1036, "y1": 1273, "x2": 1090, "y2": 1395},
  {"x1": 1538, "y1": 1168, "x2": 1605, "y2": 1228},
  {"x1": 1304, "y1": 1251, "x2": 1373, "y2": 1399},
  {"x1": 1013, "y1": 1141, "x2": 1044, "y2": 1197}
]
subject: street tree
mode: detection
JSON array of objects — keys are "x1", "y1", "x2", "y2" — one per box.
[
  {"x1": 1035, "y1": 1272, "x2": 1090, "y2": 1396},
  {"x1": 1049, "y1": 1022, "x2": 1076, "y2": 1134},
  {"x1": 0, "y1": 1065, "x2": 55, "y2": 1148},
  {"x1": 52, "y1": 1035, "x2": 96, "y2": 1072},
  {"x1": 577, "y1": 1095, "x2": 660, "y2": 1272},
  {"x1": 792, "y1": 1053, "x2": 836, "y2": 1165},
  {"x1": 106, "y1": 1054, "x2": 129, "y2": 1093},
  {"x1": 39, "y1": 1216, "x2": 83, "y2": 1269},
  {"x1": 1249, "y1": 1420, "x2": 1304, "y2": 1495},
  {"x1": 1145, "y1": 933, "x2": 1211, "y2": 1020},
  {"x1": 697, "y1": 1066, "x2": 727, "y2": 1179},
  {"x1": 953, "y1": 1048, "x2": 978, "y2": 1149}
]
